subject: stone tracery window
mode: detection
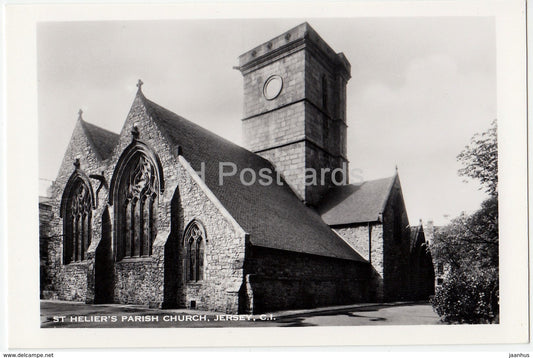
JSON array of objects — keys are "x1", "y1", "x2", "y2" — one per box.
[
  {"x1": 63, "y1": 177, "x2": 93, "y2": 264},
  {"x1": 184, "y1": 221, "x2": 205, "y2": 283},
  {"x1": 116, "y1": 153, "x2": 159, "y2": 260}
]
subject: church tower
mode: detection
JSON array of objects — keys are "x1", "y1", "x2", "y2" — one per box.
[{"x1": 237, "y1": 23, "x2": 351, "y2": 206}]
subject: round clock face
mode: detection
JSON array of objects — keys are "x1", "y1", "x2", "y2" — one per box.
[{"x1": 263, "y1": 75, "x2": 283, "y2": 100}]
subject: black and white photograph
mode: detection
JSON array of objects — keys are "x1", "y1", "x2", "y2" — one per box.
[
  {"x1": 3, "y1": 0, "x2": 529, "y2": 350},
  {"x1": 37, "y1": 17, "x2": 498, "y2": 328}
]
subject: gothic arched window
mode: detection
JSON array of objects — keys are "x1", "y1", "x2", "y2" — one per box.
[
  {"x1": 184, "y1": 221, "x2": 205, "y2": 282},
  {"x1": 61, "y1": 175, "x2": 94, "y2": 264},
  {"x1": 116, "y1": 152, "x2": 159, "y2": 260}
]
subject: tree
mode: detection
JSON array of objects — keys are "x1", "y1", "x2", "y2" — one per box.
[
  {"x1": 431, "y1": 120, "x2": 499, "y2": 323},
  {"x1": 457, "y1": 119, "x2": 498, "y2": 197},
  {"x1": 432, "y1": 196, "x2": 498, "y2": 272}
]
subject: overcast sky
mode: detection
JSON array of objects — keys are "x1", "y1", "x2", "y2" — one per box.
[{"x1": 38, "y1": 18, "x2": 496, "y2": 226}]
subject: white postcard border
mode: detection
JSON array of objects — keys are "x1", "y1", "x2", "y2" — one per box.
[{"x1": 4, "y1": 0, "x2": 529, "y2": 348}]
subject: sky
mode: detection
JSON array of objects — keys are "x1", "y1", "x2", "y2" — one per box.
[{"x1": 37, "y1": 18, "x2": 496, "y2": 226}]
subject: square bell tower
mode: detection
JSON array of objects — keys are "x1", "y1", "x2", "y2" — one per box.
[{"x1": 237, "y1": 22, "x2": 351, "y2": 206}]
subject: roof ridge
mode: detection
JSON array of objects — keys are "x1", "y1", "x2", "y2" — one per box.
[
  {"x1": 317, "y1": 174, "x2": 400, "y2": 226},
  {"x1": 139, "y1": 93, "x2": 276, "y2": 169}
]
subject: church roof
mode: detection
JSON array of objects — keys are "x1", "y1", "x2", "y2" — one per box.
[
  {"x1": 79, "y1": 119, "x2": 120, "y2": 161},
  {"x1": 137, "y1": 91, "x2": 365, "y2": 262},
  {"x1": 316, "y1": 176, "x2": 397, "y2": 226}
]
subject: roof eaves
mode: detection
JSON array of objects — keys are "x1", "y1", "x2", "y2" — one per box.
[{"x1": 329, "y1": 219, "x2": 381, "y2": 228}]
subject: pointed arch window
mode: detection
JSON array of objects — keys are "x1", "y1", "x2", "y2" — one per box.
[
  {"x1": 116, "y1": 152, "x2": 159, "y2": 260},
  {"x1": 184, "y1": 221, "x2": 205, "y2": 283},
  {"x1": 62, "y1": 176, "x2": 94, "y2": 264}
]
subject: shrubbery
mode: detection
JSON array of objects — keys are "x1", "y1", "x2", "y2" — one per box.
[
  {"x1": 431, "y1": 120, "x2": 499, "y2": 324},
  {"x1": 431, "y1": 268, "x2": 499, "y2": 324}
]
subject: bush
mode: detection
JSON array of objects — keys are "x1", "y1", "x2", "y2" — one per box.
[{"x1": 431, "y1": 269, "x2": 499, "y2": 324}]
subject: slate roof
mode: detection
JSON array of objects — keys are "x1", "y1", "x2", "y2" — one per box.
[
  {"x1": 136, "y1": 91, "x2": 365, "y2": 262},
  {"x1": 80, "y1": 119, "x2": 120, "y2": 161},
  {"x1": 316, "y1": 176, "x2": 396, "y2": 226}
]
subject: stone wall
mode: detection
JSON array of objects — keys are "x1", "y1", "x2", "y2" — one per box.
[
  {"x1": 241, "y1": 50, "x2": 306, "y2": 119},
  {"x1": 304, "y1": 50, "x2": 348, "y2": 158},
  {"x1": 244, "y1": 246, "x2": 374, "y2": 313},
  {"x1": 174, "y1": 160, "x2": 246, "y2": 314},
  {"x1": 305, "y1": 141, "x2": 347, "y2": 205},
  {"x1": 255, "y1": 141, "x2": 306, "y2": 199},
  {"x1": 99, "y1": 93, "x2": 180, "y2": 308},
  {"x1": 331, "y1": 178, "x2": 418, "y2": 302},
  {"x1": 42, "y1": 94, "x2": 246, "y2": 313},
  {"x1": 243, "y1": 101, "x2": 306, "y2": 152},
  {"x1": 39, "y1": 200, "x2": 53, "y2": 298},
  {"x1": 239, "y1": 25, "x2": 350, "y2": 207},
  {"x1": 42, "y1": 118, "x2": 105, "y2": 302},
  {"x1": 334, "y1": 223, "x2": 384, "y2": 301}
]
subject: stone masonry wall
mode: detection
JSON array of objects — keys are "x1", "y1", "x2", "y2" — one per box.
[
  {"x1": 245, "y1": 246, "x2": 374, "y2": 313},
  {"x1": 305, "y1": 104, "x2": 345, "y2": 159},
  {"x1": 304, "y1": 49, "x2": 348, "y2": 159},
  {"x1": 240, "y1": 37, "x2": 349, "y2": 207},
  {"x1": 242, "y1": 50, "x2": 306, "y2": 119},
  {"x1": 174, "y1": 160, "x2": 246, "y2": 314},
  {"x1": 42, "y1": 93, "x2": 246, "y2": 313},
  {"x1": 336, "y1": 224, "x2": 371, "y2": 261},
  {"x1": 243, "y1": 101, "x2": 305, "y2": 152},
  {"x1": 103, "y1": 93, "x2": 179, "y2": 307},
  {"x1": 39, "y1": 200, "x2": 53, "y2": 298},
  {"x1": 43, "y1": 119, "x2": 104, "y2": 302},
  {"x1": 102, "y1": 94, "x2": 245, "y2": 311},
  {"x1": 241, "y1": 49, "x2": 307, "y2": 201},
  {"x1": 305, "y1": 142, "x2": 346, "y2": 205},
  {"x1": 335, "y1": 223, "x2": 384, "y2": 301},
  {"x1": 255, "y1": 141, "x2": 306, "y2": 200}
]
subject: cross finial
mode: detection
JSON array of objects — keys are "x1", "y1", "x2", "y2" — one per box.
[
  {"x1": 78, "y1": 109, "x2": 83, "y2": 120},
  {"x1": 395, "y1": 164, "x2": 398, "y2": 173},
  {"x1": 74, "y1": 158, "x2": 80, "y2": 169},
  {"x1": 131, "y1": 124, "x2": 140, "y2": 140},
  {"x1": 137, "y1": 79, "x2": 144, "y2": 90}
]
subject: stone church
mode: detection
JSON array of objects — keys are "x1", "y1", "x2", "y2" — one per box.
[{"x1": 39, "y1": 23, "x2": 435, "y2": 314}]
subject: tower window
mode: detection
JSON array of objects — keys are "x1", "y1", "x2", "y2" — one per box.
[{"x1": 184, "y1": 220, "x2": 206, "y2": 283}]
